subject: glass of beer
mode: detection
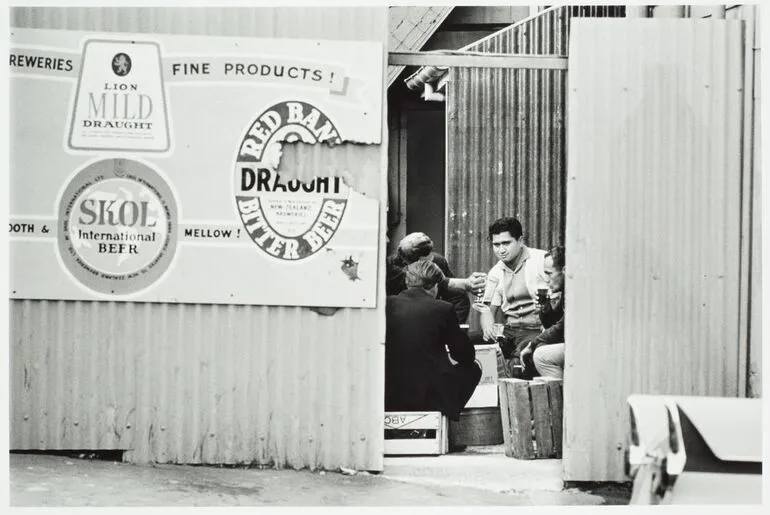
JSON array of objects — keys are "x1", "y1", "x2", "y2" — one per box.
[
  {"x1": 492, "y1": 323, "x2": 505, "y2": 341},
  {"x1": 537, "y1": 288, "x2": 549, "y2": 306},
  {"x1": 472, "y1": 274, "x2": 499, "y2": 312}
]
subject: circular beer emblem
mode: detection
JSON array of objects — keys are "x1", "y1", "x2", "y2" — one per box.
[
  {"x1": 111, "y1": 52, "x2": 132, "y2": 76},
  {"x1": 234, "y1": 101, "x2": 348, "y2": 261},
  {"x1": 57, "y1": 158, "x2": 178, "y2": 295}
]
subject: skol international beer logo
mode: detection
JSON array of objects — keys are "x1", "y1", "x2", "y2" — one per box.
[
  {"x1": 57, "y1": 158, "x2": 178, "y2": 295},
  {"x1": 234, "y1": 100, "x2": 349, "y2": 261}
]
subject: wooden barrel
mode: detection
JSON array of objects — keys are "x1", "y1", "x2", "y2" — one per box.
[{"x1": 449, "y1": 407, "x2": 504, "y2": 446}]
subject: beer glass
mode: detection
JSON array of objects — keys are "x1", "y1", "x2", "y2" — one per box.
[
  {"x1": 492, "y1": 323, "x2": 505, "y2": 341},
  {"x1": 472, "y1": 274, "x2": 499, "y2": 312},
  {"x1": 471, "y1": 272, "x2": 487, "y2": 306}
]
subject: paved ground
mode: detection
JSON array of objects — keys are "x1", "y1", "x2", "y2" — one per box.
[{"x1": 10, "y1": 448, "x2": 631, "y2": 507}]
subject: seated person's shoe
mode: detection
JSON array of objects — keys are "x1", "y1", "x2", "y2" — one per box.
[{"x1": 449, "y1": 443, "x2": 467, "y2": 453}]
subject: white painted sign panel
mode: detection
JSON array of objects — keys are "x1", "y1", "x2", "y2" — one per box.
[{"x1": 9, "y1": 28, "x2": 383, "y2": 307}]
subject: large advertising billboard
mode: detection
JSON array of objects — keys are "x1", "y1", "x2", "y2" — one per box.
[{"x1": 10, "y1": 28, "x2": 383, "y2": 307}]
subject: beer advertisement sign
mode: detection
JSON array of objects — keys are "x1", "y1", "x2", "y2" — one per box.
[
  {"x1": 9, "y1": 28, "x2": 383, "y2": 307},
  {"x1": 235, "y1": 101, "x2": 348, "y2": 261},
  {"x1": 68, "y1": 40, "x2": 170, "y2": 152}
]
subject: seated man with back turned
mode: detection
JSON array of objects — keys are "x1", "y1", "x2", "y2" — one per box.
[
  {"x1": 386, "y1": 232, "x2": 484, "y2": 324},
  {"x1": 385, "y1": 260, "x2": 482, "y2": 422}
]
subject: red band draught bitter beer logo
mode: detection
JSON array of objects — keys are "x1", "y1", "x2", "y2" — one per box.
[{"x1": 234, "y1": 101, "x2": 349, "y2": 261}]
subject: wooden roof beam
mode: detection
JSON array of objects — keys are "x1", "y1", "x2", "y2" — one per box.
[{"x1": 388, "y1": 51, "x2": 568, "y2": 70}]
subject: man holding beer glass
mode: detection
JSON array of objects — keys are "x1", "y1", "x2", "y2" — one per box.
[
  {"x1": 386, "y1": 232, "x2": 486, "y2": 323},
  {"x1": 527, "y1": 246, "x2": 566, "y2": 379},
  {"x1": 474, "y1": 217, "x2": 549, "y2": 379}
]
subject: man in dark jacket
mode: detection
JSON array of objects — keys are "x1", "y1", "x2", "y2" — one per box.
[
  {"x1": 385, "y1": 260, "x2": 482, "y2": 421},
  {"x1": 386, "y1": 232, "x2": 484, "y2": 324},
  {"x1": 522, "y1": 246, "x2": 565, "y2": 378}
]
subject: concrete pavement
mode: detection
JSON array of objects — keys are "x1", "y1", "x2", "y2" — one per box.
[{"x1": 10, "y1": 447, "x2": 629, "y2": 506}]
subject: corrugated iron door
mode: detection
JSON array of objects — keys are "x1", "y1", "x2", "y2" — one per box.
[{"x1": 564, "y1": 19, "x2": 745, "y2": 481}]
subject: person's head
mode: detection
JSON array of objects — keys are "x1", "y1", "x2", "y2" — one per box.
[
  {"x1": 404, "y1": 259, "x2": 445, "y2": 298},
  {"x1": 544, "y1": 245, "x2": 565, "y2": 293},
  {"x1": 488, "y1": 217, "x2": 524, "y2": 266},
  {"x1": 397, "y1": 232, "x2": 434, "y2": 264}
]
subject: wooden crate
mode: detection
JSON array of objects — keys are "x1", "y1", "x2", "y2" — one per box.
[
  {"x1": 449, "y1": 407, "x2": 503, "y2": 447},
  {"x1": 498, "y1": 377, "x2": 563, "y2": 459},
  {"x1": 384, "y1": 411, "x2": 448, "y2": 456}
]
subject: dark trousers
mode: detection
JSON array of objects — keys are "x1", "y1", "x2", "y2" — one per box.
[
  {"x1": 469, "y1": 326, "x2": 541, "y2": 379},
  {"x1": 429, "y1": 361, "x2": 482, "y2": 421}
]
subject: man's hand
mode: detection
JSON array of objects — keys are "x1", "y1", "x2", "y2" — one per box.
[
  {"x1": 520, "y1": 343, "x2": 533, "y2": 363},
  {"x1": 480, "y1": 310, "x2": 496, "y2": 341},
  {"x1": 464, "y1": 272, "x2": 487, "y2": 294},
  {"x1": 482, "y1": 325, "x2": 497, "y2": 342}
]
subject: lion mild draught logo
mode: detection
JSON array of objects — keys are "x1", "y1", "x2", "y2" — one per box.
[
  {"x1": 111, "y1": 52, "x2": 132, "y2": 76},
  {"x1": 57, "y1": 158, "x2": 178, "y2": 295},
  {"x1": 234, "y1": 101, "x2": 349, "y2": 261},
  {"x1": 68, "y1": 40, "x2": 169, "y2": 152}
]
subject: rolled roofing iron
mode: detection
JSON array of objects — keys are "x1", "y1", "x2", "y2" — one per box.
[
  {"x1": 403, "y1": 5, "x2": 566, "y2": 93},
  {"x1": 405, "y1": 64, "x2": 449, "y2": 91}
]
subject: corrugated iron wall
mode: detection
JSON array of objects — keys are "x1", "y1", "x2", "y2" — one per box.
[
  {"x1": 745, "y1": 5, "x2": 761, "y2": 399},
  {"x1": 445, "y1": 5, "x2": 626, "y2": 275},
  {"x1": 564, "y1": 18, "x2": 746, "y2": 481},
  {"x1": 445, "y1": 8, "x2": 566, "y2": 274},
  {"x1": 723, "y1": 5, "x2": 761, "y2": 399},
  {"x1": 10, "y1": 7, "x2": 388, "y2": 471}
]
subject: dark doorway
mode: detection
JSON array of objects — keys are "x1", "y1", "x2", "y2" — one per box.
[{"x1": 406, "y1": 109, "x2": 446, "y2": 255}]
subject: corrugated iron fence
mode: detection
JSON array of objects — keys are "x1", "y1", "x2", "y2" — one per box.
[
  {"x1": 722, "y1": 4, "x2": 762, "y2": 400},
  {"x1": 10, "y1": 7, "x2": 388, "y2": 471},
  {"x1": 445, "y1": 5, "x2": 625, "y2": 275},
  {"x1": 564, "y1": 16, "x2": 753, "y2": 481}
]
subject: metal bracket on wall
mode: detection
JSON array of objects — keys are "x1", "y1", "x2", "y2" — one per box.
[{"x1": 388, "y1": 51, "x2": 568, "y2": 70}]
